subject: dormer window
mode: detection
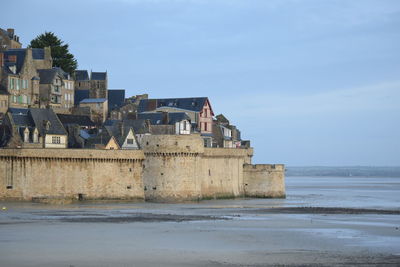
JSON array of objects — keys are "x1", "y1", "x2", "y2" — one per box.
[{"x1": 43, "y1": 120, "x2": 51, "y2": 131}]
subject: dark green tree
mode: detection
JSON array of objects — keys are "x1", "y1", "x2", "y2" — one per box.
[{"x1": 29, "y1": 32, "x2": 78, "y2": 75}]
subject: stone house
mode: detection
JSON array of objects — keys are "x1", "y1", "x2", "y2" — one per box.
[
  {"x1": 74, "y1": 70, "x2": 90, "y2": 90},
  {"x1": 57, "y1": 113, "x2": 95, "y2": 148},
  {"x1": 37, "y1": 67, "x2": 74, "y2": 111},
  {"x1": 213, "y1": 114, "x2": 243, "y2": 148},
  {"x1": 74, "y1": 70, "x2": 108, "y2": 99},
  {"x1": 137, "y1": 112, "x2": 191, "y2": 135},
  {"x1": 0, "y1": 28, "x2": 22, "y2": 51},
  {"x1": 2, "y1": 107, "x2": 68, "y2": 148},
  {"x1": 0, "y1": 47, "x2": 52, "y2": 109},
  {"x1": 138, "y1": 97, "x2": 214, "y2": 146},
  {"x1": 85, "y1": 120, "x2": 141, "y2": 150},
  {"x1": 90, "y1": 71, "x2": 107, "y2": 99},
  {"x1": 79, "y1": 98, "x2": 108, "y2": 124}
]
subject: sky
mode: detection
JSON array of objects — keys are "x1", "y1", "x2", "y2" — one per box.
[{"x1": 1, "y1": 0, "x2": 399, "y2": 166}]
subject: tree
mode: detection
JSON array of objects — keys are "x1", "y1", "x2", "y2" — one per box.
[{"x1": 29, "y1": 32, "x2": 78, "y2": 75}]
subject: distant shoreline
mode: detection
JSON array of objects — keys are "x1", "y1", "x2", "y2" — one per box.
[{"x1": 286, "y1": 166, "x2": 400, "y2": 178}]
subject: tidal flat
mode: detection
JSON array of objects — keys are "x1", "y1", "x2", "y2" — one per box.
[{"x1": 1, "y1": 176, "x2": 399, "y2": 266}]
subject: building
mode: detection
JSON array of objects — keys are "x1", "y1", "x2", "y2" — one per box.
[
  {"x1": 74, "y1": 70, "x2": 90, "y2": 90},
  {"x1": 108, "y1": 89, "x2": 125, "y2": 112},
  {"x1": 138, "y1": 97, "x2": 214, "y2": 146},
  {"x1": 0, "y1": 28, "x2": 22, "y2": 51},
  {"x1": 37, "y1": 67, "x2": 74, "y2": 111},
  {"x1": 79, "y1": 98, "x2": 108, "y2": 124},
  {"x1": 137, "y1": 112, "x2": 191, "y2": 135},
  {"x1": 57, "y1": 113, "x2": 95, "y2": 148},
  {"x1": 2, "y1": 107, "x2": 68, "y2": 148},
  {"x1": 89, "y1": 71, "x2": 107, "y2": 99},
  {"x1": 213, "y1": 114, "x2": 242, "y2": 148},
  {"x1": 85, "y1": 120, "x2": 141, "y2": 150},
  {"x1": 0, "y1": 47, "x2": 52, "y2": 109}
]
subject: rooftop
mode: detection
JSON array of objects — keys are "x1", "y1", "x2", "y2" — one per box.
[{"x1": 80, "y1": 98, "x2": 107, "y2": 104}]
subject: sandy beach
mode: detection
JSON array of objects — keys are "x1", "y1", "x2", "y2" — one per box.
[{"x1": 1, "y1": 176, "x2": 399, "y2": 266}]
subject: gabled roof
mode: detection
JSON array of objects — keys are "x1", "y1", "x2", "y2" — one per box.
[
  {"x1": 103, "y1": 119, "x2": 150, "y2": 135},
  {"x1": 0, "y1": 28, "x2": 13, "y2": 39},
  {"x1": 74, "y1": 70, "x2": 89, "y2": 81},
  {"x1": 8, "y1": 108, "x2": 34, "y2": 128},
  {"x1": 37, "y1": 67, "x2": 69, "y2": 84},
  {"x1": 91, "y1": 72, "x2": 107, "y2": 80},
  {"x1": 108, "y1": 89, "x2": 125, "y2": 111},
  {"x1": 57, "y1": 114, "x2": 95, "y2": 127},
  {"x1": 138, "y1": 97, "x2": 212, "y2": 113},
  {"x1": 29, "y1": 108, "x2": 67, "y2": 136},
  {"x1": 80, "y1": 98, "x2": 107, "y2": 104},
  {"x1": 137, "y1": 112, "x2": 190, "y2": 125}
]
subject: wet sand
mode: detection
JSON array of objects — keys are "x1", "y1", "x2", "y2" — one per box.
[{"x1": 1, "y1": 177, "x2": 399, "y2": 266}]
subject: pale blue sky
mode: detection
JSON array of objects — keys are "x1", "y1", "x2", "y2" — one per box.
[{"x1": 2, "y1": 0, "x2": 400, "y2": 165}]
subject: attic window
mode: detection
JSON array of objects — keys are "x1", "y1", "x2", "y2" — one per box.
[
  {"x1": 127, "y1": 139, "x2": 134, "y2": 144},
  {"x1": 51, "y1": 136, "x2": 61, "y2": 144}
]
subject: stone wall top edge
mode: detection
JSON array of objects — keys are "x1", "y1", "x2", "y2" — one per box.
[
  {"x1": 203, "y1": 147, "x2": 254, "y2": 157},
  {"x1": 0, "y1": 148, "x2": 145, "y2": 160},
  {"x1": 243, "y1": 163, "x2": 285, "y2": 171}
]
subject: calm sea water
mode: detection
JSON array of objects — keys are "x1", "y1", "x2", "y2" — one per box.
[{"x1": 285, "y1": 176, "x2": 400, "y2": 209}]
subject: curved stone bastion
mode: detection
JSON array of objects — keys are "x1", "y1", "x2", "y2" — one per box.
[
  {"x1": 140, "y1": 134, "x2": 285, "y2": 201},
  {"x1": 0, "y1": 134, "x2": 285, "y2": 202}
]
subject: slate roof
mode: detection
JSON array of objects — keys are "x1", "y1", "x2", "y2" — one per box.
[
  {"x1": 3, "y1": 49, "x2": 26, "y2": 74},
  {"x1": 138, "y1": 97, "x2": 211, "y2": 113},
  {"x1": 108, "y1": 89, "x2": 125, "y2": 111},
  {"x1": 80, "y1": 98, "x2": 107, "y2": 104},
  {"x1": 91, "y1": 72, "x2": 107, "y2": 80},
  {"x1": 32, "y1": 48, "x2": 45, "y2": 60},
  {"x1": 37, "y1": 67, "x2": 69, "y2": 84},
  {"x1": 137, "y1": 112, "x2": 190, "y2": 125},
  {"x1": 9, "y1": 108, "x2": 34, "y2": 127},
  {"x1": 74, "y1": 90, "x2": 90, "y2": 104},
  {"x1": 57, "y1": 114, "x2": 95, "y2": 127},
  {"x1": 0, "y1": 28, "x2": 13, "y2": 39},
  {"x1": 103, "y1": 119, "x2": 150, "y2": 135},
  {"x1": 74, "y1": 70, "x2": 89, "y2": 81},
  {"x1": 29, "y1": 108, "x2": 67, "y2": 136}
]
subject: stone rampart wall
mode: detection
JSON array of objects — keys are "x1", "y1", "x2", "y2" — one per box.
[
  {"x1": 0, "y1": 135, "x2": 285, "y2": 202},
  {"x1": 0, "y1": 149, "x2": 145, "y2": 202},
  {"x1": 243, "y1": 164, "x2": 285, "y2": 198}
]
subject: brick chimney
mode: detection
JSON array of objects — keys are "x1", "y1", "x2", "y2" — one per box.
[
  {"x1": 162, "y1": 112, "x2": 169, "y2": 124},
  {"x1": 7, "y1": 28, "x2": 14, "y2": 37},
  {"x1": 0, "y1": 52, "x2": 3, "y2": 67}
]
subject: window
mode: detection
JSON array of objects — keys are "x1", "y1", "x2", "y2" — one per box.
[
  {"x1": 183, "y1": 120, "x2": 187, "y2": 131},
  {"x1": 51, "y1": 136, "x2": 61, "y2": 144},
  {"x1": 127, "y1": 138, "x2": 134, "y2": 144},
  {"x1": 204, "y1": 109, "x2": 207, "y2": 117},
  {"x1": 9, "y1": 77, "x2": 14, "y2": 90},
  {"x1": 205, "y1": 122, "x2": 207, "y2": 131}
]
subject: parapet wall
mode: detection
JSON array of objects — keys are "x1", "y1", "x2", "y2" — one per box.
[
  {"x1": 243, "y1": 164, "x2": 285, "y2": 198},
  {"x1": 0, "y1": 149, "x2": 145, "y2": 202}
]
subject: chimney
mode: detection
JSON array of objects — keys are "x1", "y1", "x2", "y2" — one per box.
[
  {"x1": 120, "y1": 121, "x2": 124, "y2": 136},
  {"x1": 162, "y1": 112, "x2": 169, "y2": 124},
  {"x1": 7, "y1": 28, "x2": 14, "y2": 37},
  {"x1": 0, "y1": 53, "x2": 3, "y2": 67}
]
